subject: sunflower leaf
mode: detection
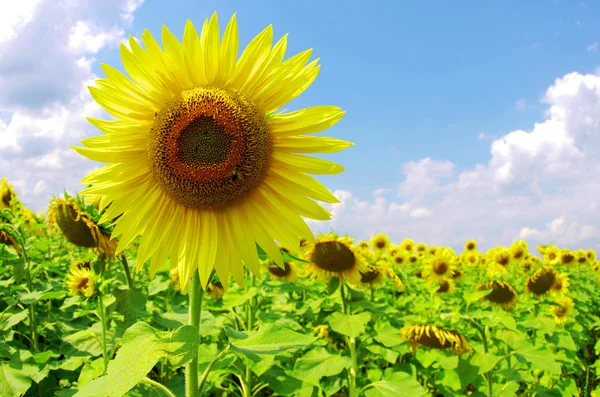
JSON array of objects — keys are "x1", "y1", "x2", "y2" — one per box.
[
  {"x1": 328, "y1": 311, "x2": 372, "y2": 338},
  {"x1": 74, "y1": 322, "x2": 198, "y2": 397},
  {"x1": 363, "y1": 371, "x2": 427, "y2": 397}
]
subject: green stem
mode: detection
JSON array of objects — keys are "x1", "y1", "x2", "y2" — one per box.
[
  {"x1": 185, "y1": 272, "x2": 203, "y2": 397},
  {"x1": 141, "y1": 377, "x2": 176, "y2": 397},
  {"x1": 198, "y1": 346, "x2": 230, "y2": 394},
  {"x1": 470, "y1": 320, "x2": 492, "y2": 397},
  {"x1": 340, "y1": 284, "x2": 358, "y2": 397},
  {"x1": 119, "y1": 254, "x2": 134, "y2": 289},
  {"x1": 18, "y1": 234, "x2": 38, "y2": 353},
  {"x1": 98, "y1": 291, "x2": 109, "y2": 375},
  {"x1": 244, "y1": 274, "x2": 256, "y2": 397},
  {"x1": 370, "y1": 287, "x2": 375, "y2": 302}
]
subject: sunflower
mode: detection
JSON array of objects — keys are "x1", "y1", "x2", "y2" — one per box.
[
  {"x1": 400, "y1": 324, "x2": 470, "y2": 355},
  {"x1": 559, "y1": 250, "x2": 576, "y2": 266},
  {"x1": 391, "y1": 252, "x2": 407, "y2": 267},
  {"x1": 304, "y1": 234, "x2": 368, "y2": 284},
  {"x1": 464, "y1": 239, "x2": 477, "y2": 252},
  {"x1": 476, "y1": 280, "x2": 518, "y2": 310},
  {"x1": 370, "y1": 233, "x2": 390, "y2": 253},
  {"x1": 0, "y1": 228, "x2": 20, "y2": 252},
  {"x1": 542, "y1": 246, "x2": 560, "y2": 263},
  {"x1": 73, "y1": 13, "x2": 351, "y2": 290},
  {"x1": 265, "y1": 259, "x2": 297, "y2": 282},
  {"x1": 509, "y1": 240, "x2": 528, "y2": 261},
  {"x1": 206, "y1": 282, "x2": 225, "y2": 300},
  {"x1": 526, "y1": 266, "x2": 557, "y2": 296},
  {"x1": 387, "y1": 245, "x2": 399, "y2": 258},
  {"x1": 0, "y1": 178, "x2": 18, "y2": 210},
  {"x1": 428, "y1": 246, "x2": 437, "y2": 256},
  {"x1": 437, "y1": 279, "x2": 455, "y2": 294},
  {"x1": 48, "y1": 197, "x2": 117, "y2": 258},
  {"x1": 550, "y1": 296, "x2": 574, "y2": 325},
  {"x1": 450, "y1": 267, "x2": 463, "y2": 281},
  {"x1": 415, "y1": 243, "x2": 427, "y2": 255},
  {"x1": 359, "y1": 263, "x2": 384, "y2": 288},
  {"x1": 422, "y1": 248, "x2": 456, "y2": 282},
  {"x1": 486, "y1": 247, "x2": 512, "y2": 277},
  {"x1": 69, "y1": 260, "x2": 92, "y2": 272},
  {"x1": 400, "y1": 238, "x2": 415, "y2": 253},
  {"x1": 357, "y1": 240, "x2": 370, "y2": 252},
  {"x1": 587, "y1": 249, "x2": 597, "y2": 263},
  {"x1": 549, "y1": 272, "x2": 569, "y2": 296},
  {"x1": 408, "y1": 254, "x2": 419, "y2": 265},
  {"x1": 460, "y1": 251, "x2": 479, "y2": 267},
  {"x1": 575, "y1": 249, "x2": 588, "y2": 265},
  {"x1": 66, "y1": 266, "x2": 96, "y2": 298}
]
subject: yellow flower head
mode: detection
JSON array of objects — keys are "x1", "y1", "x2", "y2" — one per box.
[
  {"x1": 587, "y1": 249, "x2": 597, "y2": 263},
  {"x1": 304, "y1": 234, "x2": 368, "y2": 285},
  {"x1": 359, "y1": 263, "x2": 384, "y2": 288},
  {"x1": 550, "y1": 296, "x2": 574, "y2": 325},
  {"x1": 357, "y1": 240, "x2": 370, "y2": 252},
  {"x1": 415, "y1": 243, "x2": 427, "y2": 255},
  {"x1": 575, "y1": 249, "x2": 588, "y2": 265},
  {"x1": 485, "y1": 247, "x2": 512, "y2": 277},
  {"x1": 526, "y1": 266, "x2": 557, "y2": 296},
  {"x1": 265, "y1": 259, "x2": 297, "y2": 282},
  {"x1": 391, "y1": 252, "x2": 407, "y2": 267},
  {"x1": 559, "y1": 250, "x2": 576, "y2": 266},
  {"x1": 450, "y1": 267, "x2": 464, "y2": 281},
  {"x1": 66, "y1": 266, "x2": 96, "y2": 298},
  {"x1": 48, "y1": 197, "x2": 117, "y2": 258},
  {"x1": 464, "y1": 239, "x2": 477, "y2": 252},
  {"x1": 408, "y1": 254, "x2": 419, "y2": 265},
  {"x1": 72, "y1": 13, "x2": 351, "y2": 291},
  {"x1": 476, "y1": 280, "x2": 518, "y2": 310},
  {"x1": 509, "y1": 240, "x2": 528, "y2": 261},
  {"x1": 207, "y1": 282, "x2": 225, "y2": 300},
  {"x1": 370, "y1": 233, "x2": 390, "y2": 253},
  {"x1": 542, "y1": 245, "x2": 560, "y2": 263},
  {"x1": 400, "y1": 238, "x2": 415, "y2": 253},
  {"x1": 401, "y1": 324, "x2": 470, "y2": 355},
  {"x1": 550, "y1": 272, "x2": 569, "y2": 296},
  {"x1": 0, "y1": 178, "x2": 18, "y2": 210},
  {"x1": 387, "y1": 245, "x2": 399, "y2": 258},
  {"x1": 422, "y1": 248, "x2": 456, "y2": 282},
  {"x1": 460, "y1": 251, "x2": 480, "y2": 267},
  {"x1": 436, "y1": 279, "x2": 455, "y2": 294}
]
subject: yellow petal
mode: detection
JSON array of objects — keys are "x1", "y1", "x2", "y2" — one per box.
[
  {"x1": 269, "y1": 106, "x2": 345, "y2": 136},
  {"x1": 201, "y1": 12, "x2": 220, "y2": 85},
  {"x1": 228, "y1": 25, "x2": 273, "y2": 90},
  {"x1": 271, "y1": 153, "x2": 344, "y2": 175},
  {"x1": 217, "y1": 13, "x2": 238, "y2": 86},
  {"x1": 273, "y1": 136, "x2": 354, "y2": 154},
  {"x1": 267, "y1": 167, "x2": 340, "y2": 203},
  {"x1": 182, "y1": 19, "x2": 207, "y2": 86}
]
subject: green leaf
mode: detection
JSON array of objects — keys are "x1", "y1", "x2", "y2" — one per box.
[
  {"x1": 328, "y1": 311, "x2": 371, "y2": 338},
  {"x1": 0, "y1": 361, "x2": 32, "y2": 397},
  {"x1": 0, "y1": 309, "x2": 28, "y2": 331},
  {"x1": 327, "y1": 277, "x2": 340, "y2": 295},
  {"x1": 373, "y1": 325, "x2": 404, "y2": 347},
  {"x1": 495, "y1": 381, "x2": 520, "y2": 397},
  {"x1": 363, "y1": 371, "x2": 427, "y2": 397},
  {"x1": 77, "y1": 358, "x2": 104, "y2": 387},
  {"x1": 228, "y1": 323, "x2": 316, "y2": 361},
  {"x1": 292, "y1": 348, "x2": 351, "y2": 382},
  {"x1": 513, "y1": 344, "x2": 561, "y2": 374},
  {"x1": 463, "y1": 289, "x2": 492, "y2": 304},
  {"x1": 259, "y1": 366, "x2": 304, "y2": 396},
  {"x1": 74, "y1": 322, "x2": 198, "y2": 397},
  {"x1": 472, "y1": 352, "x2": 503, "y2": 374}
]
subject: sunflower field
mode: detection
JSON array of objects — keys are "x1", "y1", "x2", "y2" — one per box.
[
  {"x1": 2, "y1": 11, "x2": 600, "y2": 397},
  {"x1": 2, "y1": 181, "x2": 600, "y2": 397}
]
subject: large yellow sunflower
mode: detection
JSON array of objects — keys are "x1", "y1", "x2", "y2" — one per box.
[{"x1": 74, "y1": 13, "x2": 351, "y2": 290}]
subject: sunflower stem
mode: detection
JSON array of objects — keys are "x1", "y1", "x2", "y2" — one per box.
[
  {"x1": 340, "y1": 284, "x2": 358, "y2": 397},
  {"x1": 119, "y1": 254, "x2": 134, "y2": 289},
  {"x1": 370, "y1": 287, "x2": 375, "y2": 302},
  {"x1": 470, "y1": 319, "x2": 492, "y2": 397},
  {"x1": 185, "y1": 271, "x2": 203, "y2": 397},
  {"x1": 16, "y1": 228, "x2": 38, "y2": 353},
  {"x1": 97, "y1": 290, "x2": 109, "y2": 375},
  {"x1": 244, "y1": 273, "x2": 257, "y2": 397},
  {"x1": 141, "y1": 377, "x2": 176, "y2": 397},
  {"x1": 199, "y1": 346, "x2": 230, "y2": 394}
]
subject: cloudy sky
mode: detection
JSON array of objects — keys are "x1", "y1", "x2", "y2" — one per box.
[{"x1": 1, "y1": 0, "x2": 600, "y2": 251}]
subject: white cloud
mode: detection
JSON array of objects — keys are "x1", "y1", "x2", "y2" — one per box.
[
  {"x1": 588, "y1": 43, "x2": 599, "y2": 52},
  {"x1": 310, "y1": 70, "x2": 600, "y2": 251},
  {"x1": 0, "y1": 0, "x2": 144, "y2": 212}
]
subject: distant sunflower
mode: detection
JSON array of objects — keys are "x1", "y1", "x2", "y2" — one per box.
[
  {"x1": 460, "y1": 252, "x2": 479, "y2": 267},
  {"x1": 476, "y1": 280, "x2": 518, "y2": 310},
  {"x1": 0, "y1": 178, "x2": 18, "y2": 210},
  {"x1": 387, "y1": 245, "x2": 399, "y2": 258},
  {"x1": 392, "y1": 252, "x2": 407, "y2": 267},
  {"x1": 265, "y1": 259, "x2": 297, "y2": 282},
  {"x1": 66, "y1": 266, "x2": 96, "y2": 298},
  {"x1": 73, "y1": 13, "x2": 351, "y2": 290},
  {"x1": 464, "y1": 239, "x2": 477, "y2": 252},
  {"x1": 428, "y1": 246, "x2": 437, "y2": 256},
  {"x1": 575, "y1": 249, "x2": 588, "y2": 265},
  {"x1": 437, "y1": 279, "x2": 455, "y2": 294},
  {"x1": 206, "y1": 282, "x2": 225, "y2": 300},
  {"x1": 509, "y1": 240, "x2": 528, "y2": 261},
  {"x1": 304, "y1": 234, "x2": 367, "y2": 284},
  {"x1": 371, "y1": 233, "x2": 390, "y2": 253},
  {"x1": 357, "y1": 240, "x2": 370, "y2": 252},
  {"x1": 401, "y1": 324, "x2": 470, "y2": 355},
  {"x1": 48, "y1": 197, "x2": 117, "y2": 258},
  {"x1": 526, "y1": 266, "x2": 557, "y2": 296},
  {"x1": 549, "y1": 272, "x2": 569, "y2": 296},
  {"x1": 400, "y1": 238, "x2": 415, "y2": 253},
  {"x1": 543, "y1": 246, "x2": 560, "y2": 263},
  {"x1": 550, "y1": 296, "x2": 574, "y2": 325},
  {"x1": 408, "y1": 254, "x2": 419, "y2": 265},
  {"x1": 586, "y1": 249, "x2": 596, "y2": 263},
  {"x1": 559, "y1": 250, "x2": 576, "y2": 266},
  {"x1": 422, "y1": 249, "x2": 456, "y2": 282},
  {"x1": 451, "y1": 267, "x2": 463, "y2": 281},
  {"x1": 415, "y1": 243, "x2": 427, "y2": 255},
  {"x1": 359, "y1": 263, "x2": 384, "y2": 288}
]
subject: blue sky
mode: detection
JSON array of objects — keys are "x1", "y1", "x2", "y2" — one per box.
[{"x1": 1, "y1": 0, "x2": 600, "y2": 250}]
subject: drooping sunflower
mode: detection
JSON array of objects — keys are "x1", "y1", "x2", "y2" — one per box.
[
  {"x1": 422, "y1": 248, "x2": 456, "y2": 282},
  {"x1": 265, "y1": 259, "x2": 297, "y2": 282},
  {"x1": 549, "y1": 296, "x2": 574, "y2": 325},
  {"x1": 464, "y1": 239, "x2": 477, "y2": 252},
  {"x1": 304, "y1": 234, "x2": 368, "y2": 284},
  {"x1": 66, "y1": 266, "x2": 96, "y2": 298},
  {"x1": 73, "y1": 13, "x2": 351, "y2": 290},
  {"x1": 475, "y1": 280, "x2": 518, "y2": 310},
  {"x1": 526, "y1": 266, "x2": 557, "y2": 296},
  {"x1": 359, "y1": 263, "x2": 384, "y2": 288},
  {"x1": 401, "y1": 324, "x2": 470, "y2": 355},
  {"x1": 559, "y1": 250, "x2": 576, "y2": 266},
  {"x1": 206, "y1": 282, "x2": 225, "y2": 300},
  {"x1": 48, "y1": 196, "x2": 117, "y2": 258},
  {"x1": 0, "y1": 227, "x2": 20, "y2": 252},
  {"x1": 370, "y1": 233, "x2": 390, "y2": 253},
  {"x1": 437, "y1": 279, "x2": 455, "y2": 294}
]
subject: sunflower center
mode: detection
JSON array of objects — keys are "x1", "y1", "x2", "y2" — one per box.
[
  {"x1": 148, "y1": 86, "x2": 271, "y2": 209},
  {"x1": 375, "y1": 241, "x2": 385, "y2": 249},
  {"x1": 555, "y1": 306, "x2": 567, "y2": 317},
  {"x1": 497, "y1": 255, "x2": 509, "y2": 266},
  {"x1": 310, "y1": 241, "x2": 356, "y2": 273},
  {"x1": 360, "y1": 269, "x2": 380, "y2": 283},
  {"x1": 77, "y1": 277, "x2": 89, "y2": 290},
  {"x1": 434, "y1": 260, "x2": 448, "y2": 274},
  {"x1": 485, "y1": 282, "x2": 516, "y2": 304},
  {"x1": 549, "y1": 253, "x2": 556, "y2": 260},
  {"x1": 466, "y1": 243, "x2": 475, "y2": 250}
]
